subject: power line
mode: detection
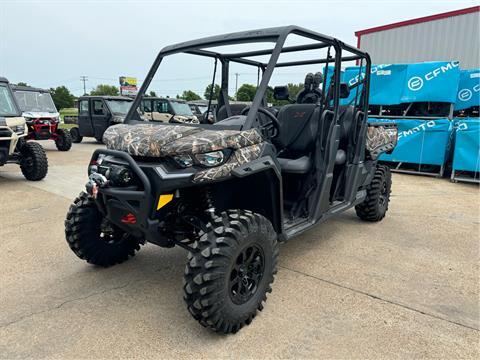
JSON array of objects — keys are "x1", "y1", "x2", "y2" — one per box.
[
  {"x1": 80, "y1": 76, "x2": 88, "y2": 95},
  {"x1": 234, "y1": 73, "x2": 239, "y2": 100}
]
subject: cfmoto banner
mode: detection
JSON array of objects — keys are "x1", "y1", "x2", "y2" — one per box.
[
  {"x1": 452, "y1": 118, "x2": 480, "y2": 172},
  {"x1": 369, "y1": 118, "x2": 453, "y2": 166},
  {"x1": 401, "y1": 61, "x2": 460, "y2": 103},
  {"x1": 342, "y1": 61, "x2": 461, "y2": 106},
  {"x1": 454, "y1": 69, "x2": 480, "y2": 111}
]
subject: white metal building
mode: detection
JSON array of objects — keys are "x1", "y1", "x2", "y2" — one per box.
[{"x1": 355, "y1": 6, "x2": 480, "y2": 69}]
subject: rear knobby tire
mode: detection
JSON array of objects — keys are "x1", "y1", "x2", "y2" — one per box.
[
  {"x1": 355, "y1": 165, "x2": 392, "y2": 221},
  {"x1": 65, "y1": 192, "x2": 142, "y2": 267},
  {"x1": 184, "y1": 210, "x2": 279, "y2": 334},
  {"x1": 70, "y1": 127, "x2": 83, "y2": 143},
  {"x1": 55, "y1": 128, "x2": 72, "y2": 151},
  {"x1": 20, "y1": 142, "x2": 48, "y2": 181}
]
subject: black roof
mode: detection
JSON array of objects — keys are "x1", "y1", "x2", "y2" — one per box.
[
  {"x1": 126, "y1": 26, "x2": 370, "y2": 130},
  {"x1": 11, "y1": 85, "x2": 50, "y2": 93},
  {"x1": 143, "y1": 96, "x2": 187, "y2": 102},
  {"x1": 79, "y1": 95, "x2": 133, "y2": 101},
  {"x1": 158, "y1": 25, "x2": 365, "y2": 68},
  {"x1": 0, "y1": 77, "x2": 9, "y2": 84}
]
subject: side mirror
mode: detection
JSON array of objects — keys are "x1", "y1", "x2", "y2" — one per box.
[
  {"x1": 339, "y1": 83, "x2": 350, "y2": 99},
  {"x1": 273, "y1": 86, "x2": 290, "y2": 101}
]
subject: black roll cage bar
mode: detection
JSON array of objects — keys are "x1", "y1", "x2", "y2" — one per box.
[{"x1": 125, "y1": 25, "x2": 371, "y2": 129}]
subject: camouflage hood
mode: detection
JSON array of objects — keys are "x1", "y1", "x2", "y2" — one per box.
[{"x1": 103, "y1": 123, "x2": 263, "y2": 157}]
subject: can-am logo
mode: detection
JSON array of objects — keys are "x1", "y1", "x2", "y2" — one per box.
[
  {"x1": 458, "y1": 83, "x2": 479, "y2": 101},
  {"x1": 407, "y1": 61, "x2": 459, "y2": 91}
]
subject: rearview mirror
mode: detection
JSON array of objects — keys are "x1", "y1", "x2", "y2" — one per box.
[
  {"x1": 339, "y1": 83, "x2": 350, "y2": 99},
  {"x1": 273, "y1": 86, "x2": 290, "y2": 101}
]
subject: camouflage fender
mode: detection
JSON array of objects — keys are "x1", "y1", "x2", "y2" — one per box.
[
  {"x1": 193, "y1": 142, "x2": 266, "y2": 183},
  {"x1": 366, "y1": 124, "x2": 398, "y2": 160}
]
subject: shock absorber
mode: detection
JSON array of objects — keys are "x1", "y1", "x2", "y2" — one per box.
[{"x1": 203, "y1": 186, "x2": 216, "y2": 216}]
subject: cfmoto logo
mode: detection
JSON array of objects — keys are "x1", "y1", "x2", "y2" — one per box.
[
  {"x1": 458, "y1": 88, "x2": 473, "y2": 102},
  {"x1": 408, "y1": 76, "x2": 424, "y2": 91}
]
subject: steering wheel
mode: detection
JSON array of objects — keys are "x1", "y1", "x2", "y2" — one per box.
[{"x1": 240, "y1": 106, "x2": 280, "y2": 138}]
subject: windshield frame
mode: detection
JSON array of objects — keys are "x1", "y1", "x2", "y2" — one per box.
[
  {"x1": 170, "y1": 100, "x2": 194, "y2": 116},
  {"x1": 13, "y1": 89, "x2": 57, "y2": 113},
  {"x1": 0, "y1": 83, "x2": 21, "y2": 117},
  {"x1": 125, "y1": 26, "x2": 371, "y2": 130},
  {"x1": 105, "y1": 99, "x2": 133, "y2": 115}
]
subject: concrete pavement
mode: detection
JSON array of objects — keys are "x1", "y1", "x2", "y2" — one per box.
[{"x1": 0, "y1": 140, "x2": 478, "y2": 359}]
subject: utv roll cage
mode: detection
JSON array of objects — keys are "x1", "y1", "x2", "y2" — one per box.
[{"x1": 126, "y1": 25, "x2": 371, "y2": 128}]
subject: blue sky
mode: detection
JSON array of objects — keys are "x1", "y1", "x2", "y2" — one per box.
[{"x1": 1, "y1": 0, "x2": 477, "y2": 97}]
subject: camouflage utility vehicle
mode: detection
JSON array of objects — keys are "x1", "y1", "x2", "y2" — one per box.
[
  {"x1": 0, "y1": 77, "x2": 48, "y2": 180},
  {"x1": 140, "y1": 97, "x2": 200, "y2": 124},
  {"x1": 65, "y1": 27, "x2": 397, "y2": 334}
]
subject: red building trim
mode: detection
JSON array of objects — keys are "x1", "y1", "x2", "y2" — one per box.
[{"x1": 355, "y1": 6, "x2": 479, "y2": 37}]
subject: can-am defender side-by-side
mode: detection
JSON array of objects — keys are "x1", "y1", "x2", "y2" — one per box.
[
  {"x1": 65, "y1": 27, "x2": 397, "y2": 333},
  {"x1": 140, "y1": 97, "x2": 200, "y2": 124},
  {"x1": 12, "y1": 85, "x2": 72, "y2": 151},
  {"x1": 0, "y1": 78, "x2": 48, "y2": 180},
  {"x1": 69, "y1": 96, "x2": 133, "y2": 143}
]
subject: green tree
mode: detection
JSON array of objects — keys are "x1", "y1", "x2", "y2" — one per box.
[
  {"x1": 90, "y1": 84, "x2": 119, "y2": 96},
  {"x1": 235, "y1": 84, "x2": 257, "y2": 101},
  {"x1": 204, "y1": 84, "x2": 221, "y2": 101},
  {"x1": 287, "y1": 83, "x2": 304, "y2": 98},
  {"x1": 148, "y1": 90, "x2": 158, "y2": 97},
  {"x1": 49, "y1": 86, "x2": 75, "y2": 110},
  {"x1": 179, "y1": 90, "x2": 202, "y2": 101},
  {"x1": 16, "y1": 82, "x2": 28, "y2": 86}
]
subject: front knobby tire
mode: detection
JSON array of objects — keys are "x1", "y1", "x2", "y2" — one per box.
[
  {"x1": 183, "y1": 210, "x2": 279, "y2": 334},
  {"x1": 65, "y1": 192, "x2": 142, "y2": 267},
  {"x1": 20, "y1": 142, "x2": 48, "y2": 181},
  {"x1": 355, "y1": 165, "x2": 392, "y2": 221},
  {"x1": 55, "y1": 128, "x2": 73, "y2": 151}
]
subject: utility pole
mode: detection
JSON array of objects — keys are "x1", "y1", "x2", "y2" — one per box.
[
  {"x1": 80, "y1": 76, "x2": 88, "y2": 95},
  {"x1": 234, "y1": 73, "x2": 239, "y2": 101}
]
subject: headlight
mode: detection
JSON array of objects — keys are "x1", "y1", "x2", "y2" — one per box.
[
  {"x1": 12, "y1": 125, "x2": 25, "y2": 135},
  {"x1": 89, "y1": 162, "x2": 134, "y2": 187},
  {"x1": 173, "y1": 154, "x2": 194, "y2": 168},
  {"x1": 112, "y1": 116, "x2": 125, "y2": 123},
  {"x1": 110, "y1": 166, "x2": 133, "y2": 186},
  {"x1": 195, "y1": 150, "x2": 230, "y2": 167}
]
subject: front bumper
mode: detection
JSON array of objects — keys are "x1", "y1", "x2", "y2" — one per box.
[
  {"x1": 87, "y1": 149, "x2": 159, "y2": 242},
  {"x1": 86, "y1": 149, "x2": 193, "y2": 246}
]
